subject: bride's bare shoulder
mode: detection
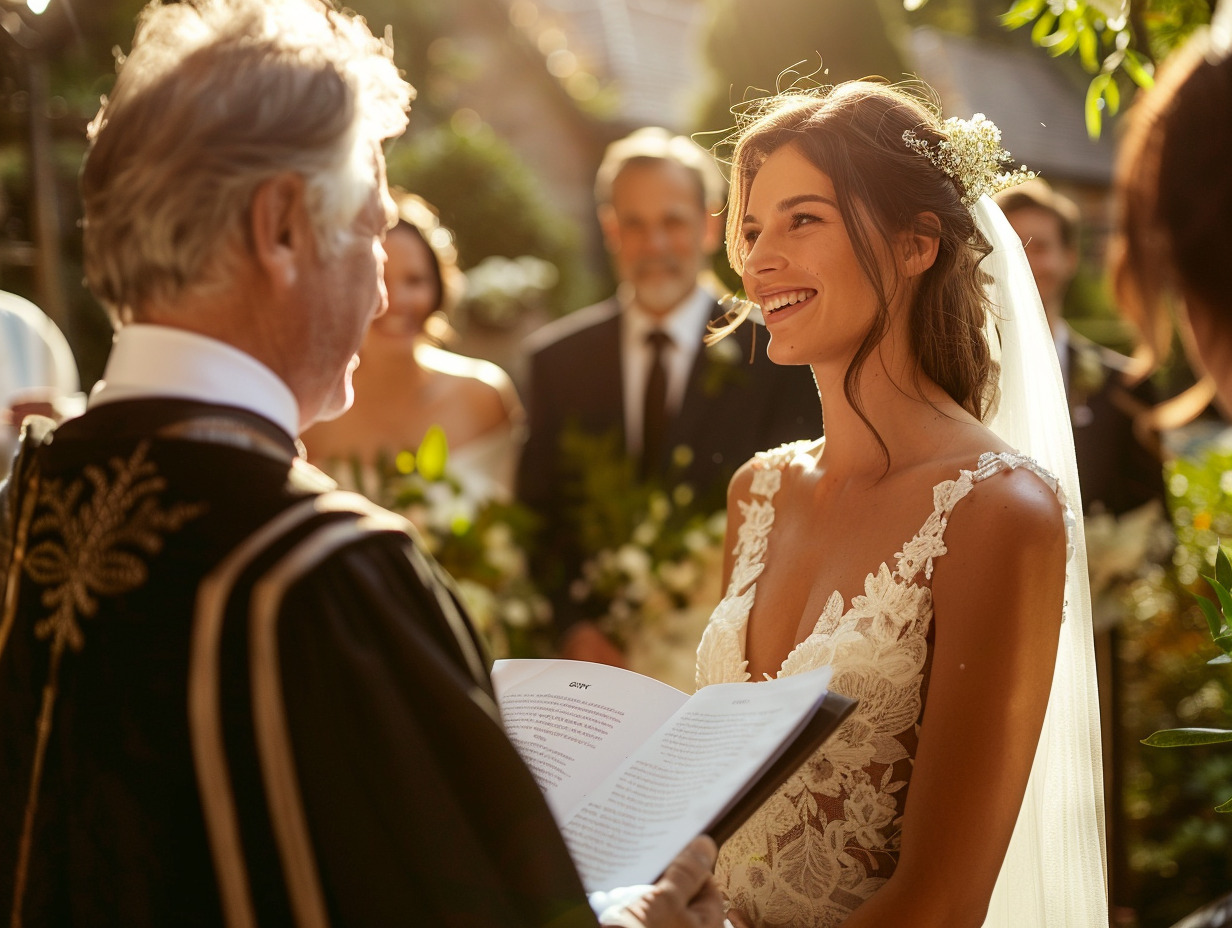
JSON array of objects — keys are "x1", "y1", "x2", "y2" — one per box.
[{"x1": 942, "y1": 458, "x2": 1068, "y2": 579}]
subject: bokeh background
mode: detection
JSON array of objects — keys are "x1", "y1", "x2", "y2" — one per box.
[{"x1": 1, "y1": 1, "x2": 1227, "y2": 923}]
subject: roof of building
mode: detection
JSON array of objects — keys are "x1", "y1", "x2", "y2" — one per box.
[{"x1": 906, "y1": 27, "x2": 1118, "y2": 186}]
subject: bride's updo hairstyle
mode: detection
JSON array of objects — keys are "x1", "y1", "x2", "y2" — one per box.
[{"x1": 719, "y1": 81, "x2": 997, "y2": 449}]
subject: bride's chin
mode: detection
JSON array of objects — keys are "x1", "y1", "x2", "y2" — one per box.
[{"x1": 766, "y1": 337, "x2": 806, "y2": 367}]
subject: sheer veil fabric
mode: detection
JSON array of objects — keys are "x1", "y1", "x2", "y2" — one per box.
[{"x1": 974, "y1": 196, "x2": 1108, "y2": 925}]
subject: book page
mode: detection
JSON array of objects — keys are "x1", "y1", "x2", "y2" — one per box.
[
  {"x1": 560, "y1": 667, "x2": 833, "y2": 892},
  {"x1": 492, "y1": 659, "x2": 689, "y2": 821}
]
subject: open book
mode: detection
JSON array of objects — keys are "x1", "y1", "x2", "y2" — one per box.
[{"x1": 492, "y1": 659, "x2": 855, "y2": 892}]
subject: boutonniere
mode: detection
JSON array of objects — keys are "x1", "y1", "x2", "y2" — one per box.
[{"x1": 701, "y1": 336, "x2": 746, "y2": 397}]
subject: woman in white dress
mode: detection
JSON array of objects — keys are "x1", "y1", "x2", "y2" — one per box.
[
  {"x1": 304, "y1": 192, "x2": 523, "y2": 502},
  {"x1": 697, "y1": 82, "x2": 1106, "y2": 927}
]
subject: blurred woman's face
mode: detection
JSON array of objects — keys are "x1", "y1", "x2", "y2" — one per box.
[{"x1": 367, "y1": 224, "x2": 440, "y2": 341}]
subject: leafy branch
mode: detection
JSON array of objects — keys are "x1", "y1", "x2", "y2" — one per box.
[
  {"x1": 904, "y1": 0, "x2": 1213, "y2": 138},
  {"x1": 1141, "y1": 544, "x2": 1232, "y2": 813}
]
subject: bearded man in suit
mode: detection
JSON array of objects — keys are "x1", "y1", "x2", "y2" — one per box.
[{"x1": 518, "y1": 128, "x2": 820, "y2": 669}]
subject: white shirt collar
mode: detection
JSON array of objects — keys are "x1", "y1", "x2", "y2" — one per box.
[
  {"x1": 89, "y1": 324, "x2": 301, "y2": 439},
  {"x1": 622, "y1": 286, "x2": 713, "y2": 351}
]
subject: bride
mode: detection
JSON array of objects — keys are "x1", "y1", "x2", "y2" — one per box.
[{"x1": 696, "y1": 82, "x2": 1106, "y2": 927}]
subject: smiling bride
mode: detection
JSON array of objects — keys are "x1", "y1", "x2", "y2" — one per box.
[{"x1": 696, "y1": 82, "x2": 1106, "y2": 928}]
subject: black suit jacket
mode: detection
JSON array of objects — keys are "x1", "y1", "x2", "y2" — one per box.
[
  {"x1": 1064, "y1": 327, "x2": 1164, "y2": 516},
  {"x1": 517, "y1": 297, "x2": 821, "y2": 632}
]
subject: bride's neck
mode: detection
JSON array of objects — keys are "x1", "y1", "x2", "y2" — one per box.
[{"x1": 811, "y1": 350, "x2": 962, "y2": 479}]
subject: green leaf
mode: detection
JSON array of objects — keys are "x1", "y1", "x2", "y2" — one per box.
[
  {"x1": 1042, "y1": 13, "x2": 1079, "y2": 54},
  {"x1": 1216, "y1": 629, "x2": 1232, "y2": 656},
  {"x1": 1102, "y1": 76, "x2": 1120, "y2": 114},
  {"x1": 1209, "y1": 653, "x2": 1232, "y2": 666},
  {"x1": 1001, "y1": 0, "x2": 1046, "y2": 29},
  {"x1": 1217, "y1": 795, "x2": 1232, "y2": 814},
  {"x1": 416, "y1": 425, "x2": 450, "y2": 481},
  {"x1": 1216, "y1": 544, "x2": 1232, "y2": 590},
  {"x1": 1196, "y1": 594, "x2": 1224, "y2": 640},
  {"x1": 1209, "y1": 575, "x2": 1232, "y2": 629},
  {"x1": 1084, "y1": 74, "x2": 1108, "y2": 138},
  {"x1": 1078, "y1": 21, "x2": 1099, "y2": 71},
  {"x1": 1142, "y1": 727, "x2": 1232, "y2": 747},
  {"x1": 1121, "y1": 49, "x2": 1155, "y2": 89},
  {"x1": 1031, "y1": 10, "x2": 1058, "y2": 44}
]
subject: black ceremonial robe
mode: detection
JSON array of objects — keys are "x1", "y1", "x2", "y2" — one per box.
[{"x1": 0, "y1": 399, "x2": 594, "y2": 927}]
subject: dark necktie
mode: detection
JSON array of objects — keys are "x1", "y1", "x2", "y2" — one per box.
[{"x1": 641, "y1": 329, "x2": 671, "y2": 479}]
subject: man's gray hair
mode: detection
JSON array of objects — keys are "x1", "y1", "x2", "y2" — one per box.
[
  {"x1": 81, "y1": 0, "x2": 413, "y2": 322},
  {"x1": 594, "y1": 127, "x2": 727, "y2": 211}
]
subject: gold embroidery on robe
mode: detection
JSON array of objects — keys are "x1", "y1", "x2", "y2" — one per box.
[{"x1": 10, "y1": 441, "x2": 205, "y2": 928}]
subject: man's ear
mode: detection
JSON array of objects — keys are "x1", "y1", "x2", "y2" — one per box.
[
  {"x1": 251, "y1": 173, "x2": 310, "y2": 290},
  {"x1": 899, "y1": 211, "x2": 941, "y2": 278}
]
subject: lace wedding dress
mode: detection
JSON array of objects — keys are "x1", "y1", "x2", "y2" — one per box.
[{"x1": 694, "y1": 439, "x2": 1071, "y2": 928}]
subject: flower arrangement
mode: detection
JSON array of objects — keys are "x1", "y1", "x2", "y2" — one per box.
[
  {"x1": 560, "y1": 425, "x2": 728, "y2": 690},
  {"x1": 328, "y1": 426, "x2": 552, "y2": 660}
]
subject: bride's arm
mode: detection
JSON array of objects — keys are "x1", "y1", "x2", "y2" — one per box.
[{"x1": 839, "y1": 467, "x2": 1067, "y2": 928}]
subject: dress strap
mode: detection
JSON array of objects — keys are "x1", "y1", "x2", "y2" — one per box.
[{"x1": 892, "y1": 451, "x2": 1073, "y2": 584}]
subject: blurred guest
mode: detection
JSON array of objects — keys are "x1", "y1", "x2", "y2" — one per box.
[
  {"x1": 0, "y1": 290, "x2": 80, "y2": 475},
  {"x1": 996, "y1": 179, "x2": 1163, "y2": 516},
  {"x1": 518, "y1": 127, "x2": 819, "y2": 670},
  {"x1": 1114, "y1": 5, "x2": 1232, "y2": 411},
  {"x1": 304, "y1": 192, "x2": 523, "y2": 502}
]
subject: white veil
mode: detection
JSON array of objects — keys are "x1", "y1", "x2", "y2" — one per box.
[{"x1": 974, "y1": 195, "x2": 1108, "y2": 926}]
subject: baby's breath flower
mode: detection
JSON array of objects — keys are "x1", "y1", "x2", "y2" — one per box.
[{"x1": 902, "y1": 113, "x2": 1035, "y2": 207}]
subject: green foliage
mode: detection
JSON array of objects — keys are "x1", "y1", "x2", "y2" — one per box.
[
  {"x1": 1142, "y1": 536, "x2": 1232, "y2": 813},
  {"x1": 998, "y1": 0, "x2": 1212, "y2": 137},
  {"x1": 386, "y1": 124, "x2": 595, "y2": 317},
  {"x1": 1119, "y1": 443, "x2": 1232, "y2": 923},
  {"x1": 907, "y1": 0, "x2": 1213, "y2": 137}
]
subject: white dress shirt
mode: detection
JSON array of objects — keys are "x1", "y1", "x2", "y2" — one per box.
[
  {"x1": 89, "y1": 324, "x2": 301, "y2": 440},
  {"x1": 620, "y1": 287, "x2": 713, "y2": 456}
]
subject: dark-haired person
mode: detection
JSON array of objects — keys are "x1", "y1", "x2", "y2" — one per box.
[
  {"x1": 1113, "y1": 3, "x2": 1232, "y2": 413},
  {"x1": 694, "y1": 84, "x2": 1105, "y2": 927}
]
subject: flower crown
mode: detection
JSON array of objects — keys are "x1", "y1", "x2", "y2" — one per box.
[{"x1": 902, "y1": 113, "x2": 1036, "y2": 207}]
